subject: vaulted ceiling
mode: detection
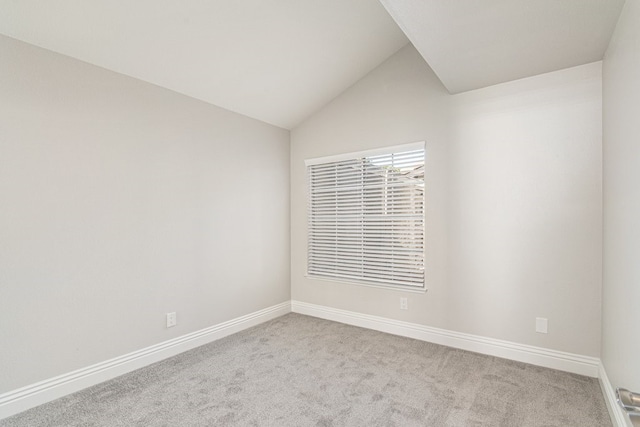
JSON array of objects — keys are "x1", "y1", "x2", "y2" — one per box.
[
  {"x1": 0, "y1": 1, "x2": 625, "y2": 129},
  {"x1": 0, "y1": 0, "x2": 408, "y2": 129},
  {"x1": 380, "y1": 0, "x2": 625, "y2": 94}
]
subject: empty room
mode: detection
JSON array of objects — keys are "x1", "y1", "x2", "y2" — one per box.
[{"x1": 1, "y1": 1, "x2": 639, "y2": 426}]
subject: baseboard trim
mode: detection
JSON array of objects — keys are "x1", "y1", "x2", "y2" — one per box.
[
  {"x1": 0, "y1": 301, "x2": 291, "y2": 420},
  {"x1": 2, "y1": 301, "x2": 615, "y2": 423},
  {"x1": 291, "y1": 300, "x2": 600, "y2": 378},
  {"x1": 599, "y1": 363, "x2": 634, "y2": 427}
]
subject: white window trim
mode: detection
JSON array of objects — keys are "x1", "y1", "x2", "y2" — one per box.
[
  {"x1": 305, "y1": 141, "x2": 426, "y2": 292},
  {"x1": 304, "y1": 273, "x2": 427, "y2": 293},
  {"x1": 305, "y1": 141, "x2": 425, "y2": 167}
]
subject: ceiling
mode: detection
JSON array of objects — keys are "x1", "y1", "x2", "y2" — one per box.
[
  {"x1": 381, "y1": 0, "x2": 625, "y2": 94},
  {"x1": 0, "y1": 0, "x2": 408, "y2": 129},
  {"x1": 0, "y1": 1, "x2": 626, "y2": 129}
]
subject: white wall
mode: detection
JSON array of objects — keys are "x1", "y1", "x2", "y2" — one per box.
[
  {"x1": 291, "y1": 44, "x2": 603, "y2": 357},
  {"x1": 448, "y1": 63, "x2": 602, "y2": 356},
  {"x1": 602, "y1": 0, "x2": 640, "y2": 394},
  {"x1": 0, "y1": 35, "x2": 290, "y2": 393}
]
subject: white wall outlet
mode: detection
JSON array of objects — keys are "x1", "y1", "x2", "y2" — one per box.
[
  {"x1": 535, "y1": 317, "x2": 548, "y2": 334},
  {"x1": 166, "y1": 312, "x2": 177, "y2": 328},
  {"x1": 400, "y1": 297, "x2": 408, "y2": 310}
]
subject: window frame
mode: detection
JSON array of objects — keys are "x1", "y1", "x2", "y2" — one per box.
[{"x1": 305, "y1": 142, "x2": 426, "y2": 292}]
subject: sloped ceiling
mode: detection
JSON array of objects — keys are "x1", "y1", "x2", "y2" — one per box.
[
  {"x1": 380, "y1": 0, "x2": 625, "y2": 94},
  {"x1": 0, "y1": 1, "x2": 626, "y2": 128},
  {"x1": 0, "y1": 0, "x2": 408, "y2": 129}
]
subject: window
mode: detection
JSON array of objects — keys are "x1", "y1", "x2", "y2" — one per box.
[{"x1": 306, "y1": 142, "x2": 425, "y2": 290}]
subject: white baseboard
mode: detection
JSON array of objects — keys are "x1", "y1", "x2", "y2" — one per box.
[
  {"x1": 0, "y1": 301, "x2": 291, "y2": 420},
  {"x1": 599, "y1": 363, "x2": 634, "y2": 427},
  {"x1": 3, "y1": 300, "x2": 620, "y2": 424},
  {"x1": 291, "y1": 300, "x2": 600, "y2": 378}
]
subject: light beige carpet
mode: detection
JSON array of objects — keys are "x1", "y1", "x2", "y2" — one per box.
[{"x1": 1, "y1": 313, "x2": 611, "y2": 426}]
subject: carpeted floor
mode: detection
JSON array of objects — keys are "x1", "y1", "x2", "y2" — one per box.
[{"x1": 1, "y1": 313, "x2": 611, "y2": 426}]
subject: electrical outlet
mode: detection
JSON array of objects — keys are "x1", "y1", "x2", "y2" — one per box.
[
  {"x1": 166, "y1": 312, "x2": 177, "y2": 328},
  {"x1": 535, "y1": 317, "x2": 548, "y2": 334},
  {"x1": 400, "y1": 297, "x2": 408, "y2": 310}
]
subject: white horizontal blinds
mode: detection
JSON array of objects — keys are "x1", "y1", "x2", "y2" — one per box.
[{"x1": 307, "y1": 146, "x2": 425, "y2": 288}]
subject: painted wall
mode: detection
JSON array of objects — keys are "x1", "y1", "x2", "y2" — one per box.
[
  {"x1": 602, "y1": 0, "x2": 640, "y2": 394},
  {"x1": 291, "y1": 44, "x2": 603, "y2": 357},
  {"x1": 0, "y1": 35, "x2": 290, "y2": 393}
]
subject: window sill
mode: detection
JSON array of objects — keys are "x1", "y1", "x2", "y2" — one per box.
[{"x1": 304, "y1": 274, "x2": 427, "y2": 294}]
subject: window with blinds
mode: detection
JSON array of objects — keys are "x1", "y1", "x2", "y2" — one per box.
[{"x1": 306, "y1": 142, "x2": 425, "y2": 289}]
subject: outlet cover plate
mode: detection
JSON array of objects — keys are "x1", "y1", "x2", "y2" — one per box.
[
  {"x1": 535, "y1": 317, "x2": 548, "y2": 334},
  {"x1": 166, "y1": 312, "x2": 177, "y2": 328}
]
